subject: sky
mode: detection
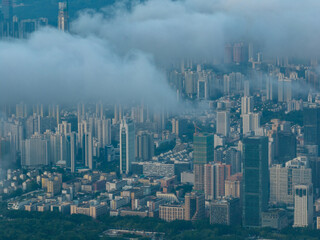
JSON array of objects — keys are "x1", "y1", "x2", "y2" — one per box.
[{"x1": 0, "y1": 0, "x2": 319, "y2": 106}]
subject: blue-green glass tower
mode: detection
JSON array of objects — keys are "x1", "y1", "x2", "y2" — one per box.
[{"x1": 242, "y1": 136, "x2": 269, "y2": 227}]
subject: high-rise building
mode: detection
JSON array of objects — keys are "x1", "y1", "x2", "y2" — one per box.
[
  {"x1": 84, "y1": 133, "x2": 93, "y2": 169},
  {"x1": 16, "y1": 102, "x2": 27, "y2": 118},
  {"x1": 242, "y1": 136, "x2": 269, "y2": 227},
  {"x1": 58, "y1": 121, "x2": 71, "y2": 136},
  {"x1": 242, "y1": 113, "x2": 260, "y2": 135},
  {"x1": 225, "y1": 173, "x2": 242, "y2": 198},
  {"x1": 241, "y1": 96, "x2": 253, "y2": 115},
  {"x1": 197, "y1": 74, "x2": 208, "y2": 100},
  {"x1": 304, "y1": 105, "x2": 320, "y2": 156},
  {"x1": 277, "y1": 131, "x2": 296, "y2": 164},
  {"x1": 120, "y1": 118, "x2": 135, "y2": 174},
  {"x1": 58, "y1": 2, "x2": 68, "y2": 32},
  {"x1": 21, "y1": 134, "x2": 49, "y2": 167},
  {"x1": 135, "y1": 131, "x2": 154, "y2": 161},
  {"x1": 293, "y1": 184, "x2": 314, "y2": 228},
  {"x1": 278, "y1": 77, "x2": 292, "y2": 103},
  {"x1": 269, "y1": 157, "x2": 312, "y2": 206},
  {"x1": 204, "y1": 162, "x2": 231, "y2": 200},
  {"x1": 184, "y1": 192, "x2": 205, "y2": 221},
  {"x1": 210, "y1": 197, "x2": 241, "y2": 226},
  {"x1": 216, "y1": 111, "x2": 230, "y2": 137},
  {"x1": 193, "y1": 133, "x2": 214, "y2": 191},
  {"x1": 244, "y1": 80, "x2": 250, "y2": 97},
  {"x1": 68, "y1": 132, "x2": 76, "y2": 173}
]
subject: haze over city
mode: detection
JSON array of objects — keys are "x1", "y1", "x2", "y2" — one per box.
[{"x1": 0, "y1": 0, "x2": 320, "y2": 239}]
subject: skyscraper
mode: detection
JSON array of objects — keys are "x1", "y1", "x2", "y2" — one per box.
[
  {"x1": 193, "y1": 133, "x2": 214, "y2": 191},
  {"x1": 293, "y1": 184, "x2": 314, "y2": 228},
  {"x1": 120, "y1": 118, "x2": 135, "y2": 174},
  {"x1": 242, "y1": 136, "x2": 269, "y2": 227},
  {"x1": 85, "y1": 133, "x2": 93, "y2": 169},
  {"x1": 242, "y1": 113, "x2": 260, "y2": 135},
  {"x1": 21, "y1": 134, "x2": 49, "y2": 167},
  {"x1": 68, "y1": 132, "x2": 76, "y2": 173},
  {"x1": 216, "y1": 111, "x2": 230, "y2": 137},
  {"x1": 241, "y1": 96, "x2": 253, "y2": 115},
  {"x1": 204, "y1": 162, "x2": 231, "y2": 200},
  {"x1": 304, "y1": 105, "x2": 320, "y2": 156},
  {"x1": 58, "y1": 2, "x2": 69, "y2": 32}
]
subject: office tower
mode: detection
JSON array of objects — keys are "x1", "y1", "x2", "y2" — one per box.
[
  {"x1": 244, "y1": 80, "x2": 250, "y2": 97},
  {"x1": 304, "y1": 105, "x2": 320, "y2": 156},
  {"x1": 135, "y1": 131, "x2": 154, "y2": 161},
  {"x1": 58, "y1": 2, "x2": 68, "y2": 32},
  {"x1": 303, "y1": 145, "x2": 320, "y2": 193},
  {"x1": 21, "y1": 134, "x2": 49, "y2": 167},
  {"x1": 269, "y1": 157, "x2": 312, "y2": 206},
  {"x1": 184, "y1": 192, "x2": 205, "y2": 221},
  {"x1": 293, "y1": 184, "x2": 313, "y2": 228},
  {"x1": 241, "y1": 96, "x2": 253, "y2": 115},
  {"x1": 225, "y1": 148, "x2": 242, "y2": 174},
  {"x1": 242, "y1": 136, "x2": 269, "y2": 227},
  {"x1": 204, "y1": 162, "x2": 231, "y2": 200},
  {"x1": 193, "y1": 133, "x2": 214, "y2": 191},
  {"x1": 277, "y1": 131, "x2": 296, "y2": 164},
  {"x1": 210, "y1": 197, "x2": 241, "y2": 226},
  {"x1": 120, "y1": 118, "x2": 135, "y2": 174},
  {"x1": 242, "y1": 112, "x2": 260, "y2": 135},
  {"x1": 216, "y1": 111, "x2": 230, "y2": 137},
  {"x1": 85, "y1": 133, "x2": 93, "y2": 169}
]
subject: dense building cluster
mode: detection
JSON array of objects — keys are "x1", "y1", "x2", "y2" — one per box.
[{"x1": 1, "y1": 0, "x2": 320, "y2": 234}]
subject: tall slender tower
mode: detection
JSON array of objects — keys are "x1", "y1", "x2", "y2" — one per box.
[
  {"x1": 242, "y1": 136, "x2": 269, "y2": 227},
  {"x1": 193, "y1": 133, "x2": 214, "y2": 191},
  {"x1": 120, "y1": 118, "x2": 135, "y2": 174},
  {"x1": 58, "y1": 1, "x2": 69, "y2": 32}
]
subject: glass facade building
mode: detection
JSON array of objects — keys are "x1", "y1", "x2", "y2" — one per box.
[{"x1": 242, "y1": 136, "x2": 269, "y2": 227}]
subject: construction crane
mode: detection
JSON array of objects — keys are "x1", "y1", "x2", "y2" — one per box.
[{"x1": 193, "y1": 121, "x2": 201, "y2": 134}]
